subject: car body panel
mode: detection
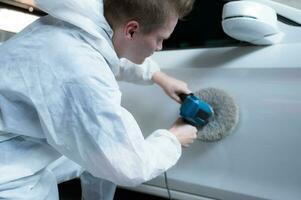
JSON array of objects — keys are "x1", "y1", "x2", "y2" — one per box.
[{"x1": 119, "y1": 10, "x2": 301, "y2": 200}]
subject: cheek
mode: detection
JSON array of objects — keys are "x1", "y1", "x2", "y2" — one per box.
[
  {"x1": 143, "y1": 37, "x2": 157, "y2": 49},
  {"x1": 147, "y1": 40, "x2": 158, "y2": 51},
  {"x1": 135, "y1": 37, "x2": 157, "y2": 58},
  {"x1": 139, "y1": 41, "x2": 156, "y2": 55}
]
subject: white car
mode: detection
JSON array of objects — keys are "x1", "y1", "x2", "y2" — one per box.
[
  {"x1": 119, "y1": 0, "x2": 301, "y2": 200},
  {"x1": 1, "y1": 0, "x2": 300, "y2": 200}
]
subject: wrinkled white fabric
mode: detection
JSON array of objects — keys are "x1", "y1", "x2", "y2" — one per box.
[
  {"x1": 0, "y1": 167, "x2": 59, "y2": 200},
  {"x1": 48, "y1": 156, "x2": 116, "y2": 200},
  {"x1": 117, "y1": 58, "x2": 160, "y2": 85},
  {"x1": 0, "y1": 0, "x2": 181, "y2": 199},
  {"x1": 0, "y1": 152, "x2": 113, "y2": 200},
  {"x1": 80, "y1": 171, "x2": 117, "y2": 200}
]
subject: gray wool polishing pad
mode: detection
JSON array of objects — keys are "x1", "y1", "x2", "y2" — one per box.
[{"x1": 194, "y1": 88, "x2": 239, "y2": 142}]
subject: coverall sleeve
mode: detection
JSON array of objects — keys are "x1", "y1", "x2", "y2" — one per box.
[
  {"x1": 115, "y1": 57, "x2": 160, "y2": 85},
  {"x1": 46, "y1": 76, "x2": 181, "y2": 186}
]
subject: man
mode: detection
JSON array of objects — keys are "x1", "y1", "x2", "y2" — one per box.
[{"x1": 0, "y1": 0, "x2": 196, "y2": 199}]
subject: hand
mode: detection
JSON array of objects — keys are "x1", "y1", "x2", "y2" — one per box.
[
  {"x1": 169, "y1": 118, "x2": 197, "y2": 148},
  {"x1": 152, "y1": 71, "x2": 191, "y2": 103}
]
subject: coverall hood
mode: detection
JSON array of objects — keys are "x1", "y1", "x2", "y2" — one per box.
[
  {"x1": 34, "y1": 0, "x2": 121, "y2": 74},
  {"x1": 34, "y1": 0, "x2": 113, "y2": 39}
]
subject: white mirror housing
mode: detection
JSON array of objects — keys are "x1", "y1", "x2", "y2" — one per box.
[{"x1": 222, "y1": 1, "x2": 284, "y2": 45}]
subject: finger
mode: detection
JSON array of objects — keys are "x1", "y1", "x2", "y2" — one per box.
[
  {"x1": 179, "y1": 84, "x2": 191, "y2": 94},
  {"x1": 186, "y1": 87, "x2": 192, "y2": 93},
  {"x1": 172, "y1": 94, "x2": 181, "y2": 103},
  {"x1": 176, "y1": 118, "x2": 184, "y2": 123},
  {"x1": 175, "y1": 86, "x2": 190, "y2": 94},
  {"x1": 183, "y1": 87, "x2": 192, "y2": 94}
]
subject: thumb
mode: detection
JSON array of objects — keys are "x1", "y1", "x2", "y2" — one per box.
[{"x1": 173, "y1": 93, "x2": 182, "y2": 104}]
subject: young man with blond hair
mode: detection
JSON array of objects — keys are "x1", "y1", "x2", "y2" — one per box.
[{"x1": 0, "y1": 0, "x2": 196, "y2": 199}]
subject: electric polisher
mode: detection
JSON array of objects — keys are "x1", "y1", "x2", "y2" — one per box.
[
  {"x1": 179, "y1": 93, "x2": 214, "y2": 126},
  {"x1": 179, "y1": 88, "x2": 239, "y2": 142}
]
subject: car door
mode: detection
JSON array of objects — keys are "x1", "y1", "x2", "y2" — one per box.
[{"x1": 119, "y1": 0, "x2": 301, "y2": 199}]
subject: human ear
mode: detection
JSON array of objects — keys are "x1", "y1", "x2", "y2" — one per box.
[{"x1": 124, "y1": 20, "x2": 139, "y2": 40}]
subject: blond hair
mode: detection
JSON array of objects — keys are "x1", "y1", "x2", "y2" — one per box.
[{"x1": 104, "y1": 0, "x2": 195, "y2": 33}]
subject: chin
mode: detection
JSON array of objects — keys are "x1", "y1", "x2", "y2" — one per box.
[
  {"x1": 122, "y1": 53, "x2": 149, "y2": 64},
  {"x1": 129, "y1": 57, "x2": 147, "y2": 65},
  {"x1": 136, "y1": 58, "x2": 146, "y2": 65}
]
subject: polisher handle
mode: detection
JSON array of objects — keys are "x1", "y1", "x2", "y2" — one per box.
[{"x1": 179, "y1": 93, "x2": 194, "y2": 103}]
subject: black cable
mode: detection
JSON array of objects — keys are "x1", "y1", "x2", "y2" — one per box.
[{"x1": 164, "y1": 171, "x2": 173, "y2": 200}]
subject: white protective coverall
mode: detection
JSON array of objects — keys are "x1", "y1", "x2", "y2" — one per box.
[{"x1": 0, "y1": 0, "x2": 182, "y2": 199}]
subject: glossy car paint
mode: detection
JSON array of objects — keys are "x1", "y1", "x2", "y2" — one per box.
[{"x1": 119, "y1": 12, "x2": 301, "y2": 200}]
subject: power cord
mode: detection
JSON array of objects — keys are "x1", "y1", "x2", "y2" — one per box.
[{"x1": 164, "y1": 171, "x2": 173, "y2": 200}]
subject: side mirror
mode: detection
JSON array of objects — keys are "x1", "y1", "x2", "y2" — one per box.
[{"x1": 222, "y1": 1, "x2": 284, "y2": 45}]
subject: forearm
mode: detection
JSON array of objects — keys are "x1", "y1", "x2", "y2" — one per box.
[
  {"x1": 152, "y1": 70, "x2": 169, "y2": 87},
  {"x1": 117, "y1": 58, "x2": 160, "y2": 85}
]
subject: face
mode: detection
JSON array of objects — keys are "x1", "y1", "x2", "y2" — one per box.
[{"x1": 113, "y1": 15, "x2": 178, "y2": 64}]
